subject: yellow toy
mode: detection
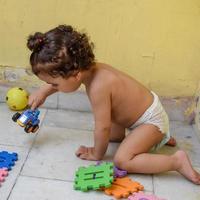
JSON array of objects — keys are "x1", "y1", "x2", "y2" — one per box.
[{"x1": 6, "y1": 87, "x2": 29, "y2": 111}]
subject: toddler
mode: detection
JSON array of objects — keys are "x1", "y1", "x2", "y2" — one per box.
[{"x1": 27, "y1": 25, "x2": 200, "y2": 184}]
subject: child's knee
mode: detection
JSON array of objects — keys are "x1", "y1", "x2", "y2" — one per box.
[{"x1": 113, "y1": 156, "x2": 130, "y2": 171}]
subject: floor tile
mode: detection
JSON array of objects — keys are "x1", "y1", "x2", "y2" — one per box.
[
  {"x1": 58, "y1": 91, "x2": 92, "y2": 112},
  {"x1": 192, "y1": 123, "x2": 200, "y2": 143},
  {"x1": 0, "y1": 85, "x2": 9, "y2": 103},
  {"x1": 21, "y1": 126, "x2": 118, "y2": 181},
  {"x1": 153, "y1": 168, "x2": 200, "y2": 200},
  {"x1": 0, "y1": 104, "x2": 47, "y2": 147},
  {"x1": 0, "y1": 145, "x2": 30, "y2": 200},
  {"x1": 157, "y1": 121, "x2": 200, "y2": 168},
  {"x1": 161, "y1": 97, "x2": 192, "y2": 122},
  {"x1": 170, "y1": 121, "x2": 200, "y2": 167},
  {"x1": 43, "y1": 109, "x2": 94, "y2": 130},
  {"x1": 8, "y1": 176, "x2": 112, "y2": 200},
  {"x1": 1, "y1": 103, "x2": 200, "y2": 200},
  {"x1": 128, "y1": 174, "x2": 153, "y2": 192},
  {"x1": 21, "y1": 125, "x2": 153, "y2": 193},
  {"x1": 42, "y1": 93, "x2": 58, "y2": 109}
]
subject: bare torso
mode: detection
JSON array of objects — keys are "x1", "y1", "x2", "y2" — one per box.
[{"x1": 85, "y1": 63, "x2": 154, "y2": 128}]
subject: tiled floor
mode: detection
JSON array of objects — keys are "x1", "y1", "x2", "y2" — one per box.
[{"x1": 0, "y1": 103, "x2": 200, "y2": 200}]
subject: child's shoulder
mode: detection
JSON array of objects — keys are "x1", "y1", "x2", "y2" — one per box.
[
  {"x1": 90, "y1": 63, "x2": 118, "y2": 85},
  {"x1": 93, "y1": 63, "x2": 120, "y2": 81},
  {"x1": 86, "y1": 63, "x2": 116, "y2": 95}
]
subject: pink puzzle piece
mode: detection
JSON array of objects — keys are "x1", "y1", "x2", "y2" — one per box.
[
  {"x1": 0, "y1": 168, "x2": 8, "y2": 185},
  {"x1": 128, "y1": 192, "x2": 166, "y2": 200}
]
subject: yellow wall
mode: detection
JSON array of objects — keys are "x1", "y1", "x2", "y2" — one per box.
[{"x1": 0, "y1": 0, "x2": 200, "y2": 96}]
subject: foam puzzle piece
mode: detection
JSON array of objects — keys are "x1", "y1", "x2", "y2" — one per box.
[
  {"x1": 128, "y1": 192, "x2": 166, "y2": 200},
  {"x1": 96, "y1": 161, "x2": 127, "y2": 178},
  {"x1": 74, "y1": 162, "x2": 114, "y2": 191},
  {"x1": 114, "y1": 166, "x2": 127, "y2": 178},
  {"x1": 0, "y1": 168, "x2": 8, "y2": 186},
  {"x1": 103, "y1": 177, "x2": 144, "y2": 199},
  {"x1": 0, "y1": 151, "x2": 18, "y2": 170}
]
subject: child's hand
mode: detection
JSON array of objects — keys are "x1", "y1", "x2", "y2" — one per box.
[
  {"x1": 75, "y1": 146, "x2": 100, "y2": 161},
  {"x1": 29, "y1": 84, "x2": 58, "y2": 110},
  {"x1": 29, "y1": 90, "x2": 47, "y2": 110}
]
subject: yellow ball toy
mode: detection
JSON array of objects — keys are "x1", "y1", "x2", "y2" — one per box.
[{"x1": 6, "y1": 87, "x2": 29, "y2": 111}]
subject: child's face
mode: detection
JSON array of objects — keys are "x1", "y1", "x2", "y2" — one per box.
[{"x1": 38, "y1": 72, "x2": 82, "y2": 92}]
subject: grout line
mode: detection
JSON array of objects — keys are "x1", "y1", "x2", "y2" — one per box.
[
  {"x1": 20, "y1": 174, "x2": 74, "y2": 183},
  {"x1": 42, "y1": 106, "x2": 93, "y2": 114},
  {"x1": 41, "y1": 125, "x2": 94, "y2": 132},
  {"x1": 56, "y1": 93, "x2": 59, "y2": 110},
  {"x1": 0, "y1": 143, "x2": 26, "y2": 148},
  {"x1": 152, "y1": 174, "x2": 155, "y2": 194},
  {"x1": 192, "y1": 124, "x2": 200, "y2": 144}
]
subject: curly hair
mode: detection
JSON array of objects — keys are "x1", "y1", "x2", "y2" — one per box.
[{"x1": 27, "y1": 25, "x2": 95, "y2": 77}]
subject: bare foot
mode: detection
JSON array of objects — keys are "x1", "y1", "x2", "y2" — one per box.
[
  {"x1": 174, "y1": 150, "x2": 200, "y2": 184},
  {"x1": 166, "y1": 136, "x2": 176, "y2": 147}
]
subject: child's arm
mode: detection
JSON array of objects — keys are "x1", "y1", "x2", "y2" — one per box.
[
  {"x1": 29, "y1": 84, "x2": 58, "y2": 110},
  {"x1": 76, "y1": 86, "x2": 111, "y2": 160}
]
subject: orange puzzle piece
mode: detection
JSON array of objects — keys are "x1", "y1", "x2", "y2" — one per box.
[{"x1": 103, "y1": 177, "x2": 144, "y2": 199}]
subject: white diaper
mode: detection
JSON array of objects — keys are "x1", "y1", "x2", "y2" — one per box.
[{"x1": 129, "y1": 91, "x2": 170, "y2": 151}]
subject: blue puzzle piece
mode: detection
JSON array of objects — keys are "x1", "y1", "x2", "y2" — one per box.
[{"x1": 0, "y1": 151, "x2": 18, "y2": 170}]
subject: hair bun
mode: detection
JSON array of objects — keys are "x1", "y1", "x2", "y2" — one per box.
[
  {"x1": 27, "y1": 32, "x2": 45, "y2": 51},
  {"x1": 57, "y1": 25, "x2": 73, "y2": 34}
]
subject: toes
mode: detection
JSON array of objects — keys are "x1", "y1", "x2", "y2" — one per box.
[
  {"x1": 193, "y1": 178, "x2": 200, "y2": 185},
  {"x1": 166, "y1": 137, "x2": 177, "y2": 146},
  {"x1": 190, "y1": 171, "x2": 200, "y2": 184}
]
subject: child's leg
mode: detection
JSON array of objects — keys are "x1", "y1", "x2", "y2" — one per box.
[
  {"x1": 114, "y1": 124, "x2": 200, "y2": 184},
  {"x1": 109, "y1": 123, "x2": 125, "y2": 142}
]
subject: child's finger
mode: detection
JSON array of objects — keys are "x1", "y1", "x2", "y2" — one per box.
[
  {"x1": 75, "y1": 146, "x2": 87, "y2": 157},
  {"x1": 31, "y1": 101, "x2": 38, "y2": 110},
  {"x1": 79, "y1": 153, "x2": 88, "y2": 160},
  {"x1": 75, "y1": 151, "x2": 82, "y2": 157},
  {"x1": 28, "y1": 98, "x2": 33, "y2": 107}
]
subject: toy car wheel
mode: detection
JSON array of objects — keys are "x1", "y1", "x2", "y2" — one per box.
[
  {"x1": 32, "y1": 125, "x2": 39, "y2": 133},
  {"x1": 12, "y1": 112, "x2": 21, "y2": 122},
  {"x1": 24, "y1": 124, "x2": 33, "y2": 133}
]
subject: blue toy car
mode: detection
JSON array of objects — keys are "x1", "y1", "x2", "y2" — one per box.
[{"x1": 12, "y1": 109, "x2": 40, "y2": 133}]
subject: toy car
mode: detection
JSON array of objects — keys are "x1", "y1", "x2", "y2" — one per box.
[{"x1": 12, "y1": 109, "x2": 40, "y2": 133}]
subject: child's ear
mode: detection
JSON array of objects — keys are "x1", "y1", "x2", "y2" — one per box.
[{"x1": 74, "y1": 71, "x2": 82, "y2": 81}]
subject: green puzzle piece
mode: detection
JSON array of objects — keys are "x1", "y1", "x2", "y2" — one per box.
[{"x1": 74, "y1": 162, "x2": 114, "y2": 191}]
